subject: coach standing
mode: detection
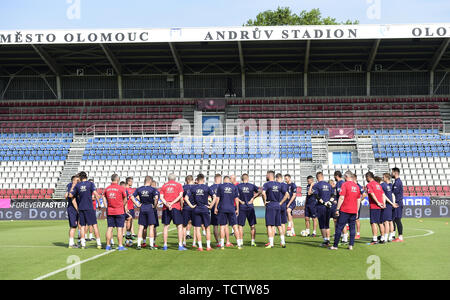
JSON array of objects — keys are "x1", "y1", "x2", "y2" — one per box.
[{"x1": 330, "y1": 171, "x2": 361, "y2": 250}]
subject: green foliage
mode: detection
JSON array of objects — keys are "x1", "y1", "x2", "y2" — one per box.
[{"x1": 245, "y1": 7, "x2": 359, "y2": 26}]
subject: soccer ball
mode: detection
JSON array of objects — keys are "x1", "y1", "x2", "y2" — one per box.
[
  {"x1": 300, "y1": 230, "x2": 308, "y2": 237},
  {"x1": 125, "y1": 239, "x2": 133, "y2": 247}
]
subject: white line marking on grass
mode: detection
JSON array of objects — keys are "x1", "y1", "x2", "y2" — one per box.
[
  {"x1": 33, "y1": 227, "x2": 177, "y2": 280},
  {"x1": 0, "y1": 245, "x2": 56, "y2": 248},
  {"x1": 404, "y1": 228, "x2": 435, "y2": 239},
  {"x1": 34, "y1": 250, "x2": 115, "y2": 280}
]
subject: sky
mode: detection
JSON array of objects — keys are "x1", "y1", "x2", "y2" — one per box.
[{"x1": 0, "y1": 0, "x2": 449, "y2": 30}]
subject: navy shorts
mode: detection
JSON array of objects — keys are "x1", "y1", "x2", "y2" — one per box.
[
  {"x1": 370, "y1": 209, "x2": 383, "y2": 224},
  {"x1": 210, "y1": 211, "x2": 219, "y2": 226},
  {"x1": 193, "y1": 209, "x2": 211, "y2": 227},
  {"x1": 305, "y1": 205, "x2": 317, "y2": 218},
  {"x1": 265, "y1": 205, "x2": 281, "y2": 227},
  {"x1": 237, "y1": 208, "x2": 257, "y2": 227},
  {"x1": 107, "y1": 214, "x2": 125, "y2": 228},
  {"x1": 126, "y1": 209, "x2": 135, "y2": 219},
  {"x1": 79, "y1": 209, "x2": 97, "y2": 226},
  {"x1": 218, "y1": 211, "x2": 237, "y2": 226},
  {"x1": 382, "y1": 205, "x2": 393, "y2": 222},
  {"x1": 67, "y1": 206, "x2": 78, "y2": 228},
  {"x1": 393, "y1": 206, "x2": 403, "y2": 220},
  {"x1": 288, "y1": 201, "x2": 296, "y2": 211},
  {"x1": 280, "y1": 206, "x2": 287, "y2": 224},
  {"x1": 139, "y1": 206, "x2": 157, "y2": 227},
  {"x1": 316, "y1": 205, "x2": 331, "y2": 229},
  {"x1": 330, "y1": 204, "x2": 338, "y2": 220},
  {"x1": 182, "y1": 208, "x2": 193, "y2": 227},
  {"x1": 154, "y1": 209, "x2": 160, "y2": 227},
  {"x1": 162, "y1": 208, "x2": 183, "y2": 225}
]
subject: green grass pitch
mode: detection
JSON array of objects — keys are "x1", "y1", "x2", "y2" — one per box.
[{"x1": 0, "y1": 218, "x2": 449, "y2": 280}]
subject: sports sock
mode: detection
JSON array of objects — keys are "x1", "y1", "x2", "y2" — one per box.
[
  {"x1": 137, "y1": 238, "x2": 142, "y2": 247},
  {"x1": 269, "y1": 237, "x2": 274, "y2": 247},
  {"x1": 206, "y1": 240, "x2": 211, "y2": 248},
  {"x1": 110, "y1": 238, "x2": 114, "y2": 245},
  {"x1": 357, "y1": 232, "x2": 360, "y2": 235},
  {"x1": 280, "y1": 235, "x2": 285, "y2": 245},
  {"x1": 305, "y1": 229, "x2": 310, "y2": 234},
  {"x1": 187, "y1": 230, "x2": 191, "y2": 236},
  {"x1": 198, "y1": 241, "x2": 203, "y2": 249},
  {"x1": 89, "y1": 233, "x2": 93, "y2": 239},
  {"x1": 312, "y1": 230, "x2": 316, "y2": 235},
  {"x1": 220, "y1": 239, "x2": 225, "y2": 247},
  {"x1": 96, "y1": 238, "x2": 101, "y2": 246},
  {"x1": 69, "y1": 238, "x2": 74, "y2": 246},
  {"x1": 149, "y1": 238, "x2": 154, "y2": 247},
  {"x1": 81, "y1": 238, "x2": 86, "y2": 247},
  {"x1": 384, "y1": 234, "x2": 389, "y2": 241},
  {"x1": 373, "y1": 236, "x2": 377, "y2": 242},
  {"x1": 251, "y1": 239, "x2": 255, "y2": 244},
  {"x1": 343, "y1": 233, "x2": 348, "y2": 242}
]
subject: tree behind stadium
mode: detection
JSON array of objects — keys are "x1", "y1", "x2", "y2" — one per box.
[{"x1": 245, "y1": 7, "x2": 359, "y2": 26}]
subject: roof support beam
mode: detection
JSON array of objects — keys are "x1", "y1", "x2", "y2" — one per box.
[
  {"x1": 367, "y1": 39, "x2": 380, "y2": 72},
  {"x1": 238, "y1": 41, "x2": 246, "y2": 98},
  {"x1": 99, "y1": 43, "x2": 122, "y2": 75},
  {"x1": 31, "y1": 45, "x2": 62, "y2": 99},
  {"x1": 31, "y1": 45, "x2": 62, "y2": 76},
  {"x1": 430, "y1": 38, "x2": 450, "y2": 72},
  {"x1": 304, "y1": 40, "x2": 311, "y2": 74},
  {"x1": 169, "y1": 42, "x2": 184, "y2": 98}
]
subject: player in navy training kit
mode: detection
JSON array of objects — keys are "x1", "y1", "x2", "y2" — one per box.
[
  {"x1": 184, "y1": 174, "x2": 215, "y2": 251},
  {"x1": 391, "y1": 168, "x2": 404, "y2": 242},
  {"x1": 66, "y1": 175, "x2": 80, "y2": 248},
  {"x1": 69, "y1": 171, "x2": 102, "y2": 249},
  {"x1": 275, "y1": 173, "x2": 289, "y2": 239},
  {"x1": 262, "y1": 171, "x2": 289, "y2": 249},
  {"x1": 305, "y1": 176, "x2": 318, "y2": 237},
  {"x1": 209, "y1": 174, "x2": 231, "y2": 248},
  {"x1": 132, "y1": 176, "x2": 159, "y2": 250},
  {"x1": 353, "y1": 174, "x2": 366, "y2": 239},
  {"x1": 381, "y1": 173, "x2": 398, "y2": 243},
  {"x1": 214, "y1": 176, "x2": 242, "y2": 250},
  {"x1": 333, "y1": 171, "x2": 348, "y2": 244},
  {"x1": 311, "y1": 172, "x2": 333, "y2": 246},
  {"x1": 182, "y1": 175, "x2": 196, "y2": 247},
  {"x1": 284, "y1": 174, "x2": 297, "y2": 237},
  {"x1": 236, "y1": 174, "x2": 260, "y2": 247}
]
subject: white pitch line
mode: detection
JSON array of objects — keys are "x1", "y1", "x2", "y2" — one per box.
[
  {"x1": 403, "y1": 228, "x2": 435, "y2": 239},
  {"x1": 34, "y1": 227, "x2": 177, "y2": 280},
  {"x1": 0, "y1": 245, "x2": 56, "y2": 249}
]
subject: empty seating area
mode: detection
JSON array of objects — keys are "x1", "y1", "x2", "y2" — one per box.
[
  {"x1": 372, "y1": 134, "x2": 450, "y2": 159},
  {"x1": 232, "y1": 96, "x2": 446, "y2": 130},
  {"x1": 0, "y1": 99, "x2": 191, "y2": 133},
  {"x1": 83, "y1": 131, "x2": 314, "y2": 160},
  {"x1": 0, "y1": 133, "x2": 71, "y2": 199},
  {"x1": 388, "y1": 157, "x2": 450, "y2": 196},
  {"x1": 79, "y1": 158, "x2": 303, "y2": 194}
]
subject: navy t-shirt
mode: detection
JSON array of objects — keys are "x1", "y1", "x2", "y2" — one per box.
[
  {"x1": 312, "y1": 181, "x2": 333, "y2": 205},
  {"x1": 183, "y1": 184, "x2": 195, "y2": 211},
  {"x1": 392, "y1": 178, "x2": 403, "y2": 207},
  {"x1": 381, "y1": 182, "x2": 393, "y2": 208},
  {"x1": 188, "y1": 184, "x2": 214, "y2": 212},
  {"x1": 66, "y1": 182, "x2": 76, "y2": 207},
  {"x1": 263, "y1": 181, "x2": 287, "y2": 208},
  {"x1": 335, "y1": 180, "x2": 345, "y2": 203},
  {"x1": 237, "y1": 182, "x2": 259, "y2": 209},
  {"x1": 217, "y1": 183, "x2": 239, "y2": 213},
  {"x1": 71, "y1": 181, "x2": 97, "y2": 211},
  {"x1": 305, "y1": 184, "x2": 316, "y2": 207},
  {"x1": 133, "y1": 186, "x2": 158, "y2": 210}
]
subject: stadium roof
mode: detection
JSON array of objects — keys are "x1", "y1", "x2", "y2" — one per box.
[{"x1": 0, "y1": 24, "x2": 449, "y2": 77}]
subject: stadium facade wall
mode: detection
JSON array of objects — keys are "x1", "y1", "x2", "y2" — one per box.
[
  {"x1": 371, "y1": 71, "x2": 430, "y2": 96},
  {"x1": 3, "y1": 76, "x2": 57, "y2": 100},
  {"x1": 246, "y1": 73, "x2": 304, "y2": 97},
  {"x1": 184, "y1": 74, "x2": 241, "y2": 98},
  {"x1": 434, "y1": 71, "x2": 450, "y2": 95},
  {"x1": 123, "y1": 75, "x2": 180, "y2": 98},
  {"x1": 61, "y1": 76, "x2": 118, "y2": 99},
  {"x1": 308, "y1": 72, "x2": 366, "y2": 96}
]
